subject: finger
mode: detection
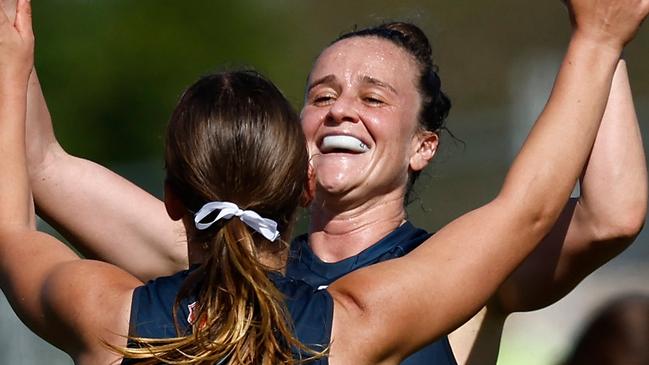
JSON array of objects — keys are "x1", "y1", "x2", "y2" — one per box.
[
  {"x1": 643, "y1": 0, "x2": 649, "y2": 19},
  {"x1": 14, "y1": 0, "x2": 32, "y2": 39},
  {"x1": 0, "y1": 2, "x2": 11, "y2": 28},
  {"x1": 0, "y1": 0, "x2": 18, "y2": 23}
]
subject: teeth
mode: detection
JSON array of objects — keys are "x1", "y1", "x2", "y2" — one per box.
[{"x1": 321, "y1": 135, "x2": 370, "y2": 153}]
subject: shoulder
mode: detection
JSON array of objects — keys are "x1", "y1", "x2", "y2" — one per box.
[{"x1": 43, "y1": 260, "x2": 140, "y2": 361}]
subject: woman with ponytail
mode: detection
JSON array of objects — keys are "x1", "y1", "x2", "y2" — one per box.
[
  {"x1": 2, "y1": 1, "x2": 649, "y2": 365},
  {"x1": 0, "y1": 30, "x2": 326, "y2": 362},
  {"x1": 118, "y1": 71, "x2": 323, "y2": 364},
  {"x1": 0, "y1": 6, "x2": 329, "y2": 361}
]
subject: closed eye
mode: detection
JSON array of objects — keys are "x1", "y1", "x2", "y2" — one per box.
[
  {"x1": 363, "y1": 96, "x2": 385, "y2": 106},
  {"x1": 312, "y1": 94, "x2": 336, "y2": 106}
]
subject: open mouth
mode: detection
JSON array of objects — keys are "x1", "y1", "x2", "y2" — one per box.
[{"x1": 320, "y1": 135, "x2": 370, "y2": 153}]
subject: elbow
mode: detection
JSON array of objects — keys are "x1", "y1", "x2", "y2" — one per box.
[
  {"x1": 613, "y1": 213, "x2": 645, "y2": 242},
  {"x1": 587, "y1": 198, "x2": 647, "y2": 249},
  {"x1": 595, "y1": 209, "x2": 645, "y2": 246}
]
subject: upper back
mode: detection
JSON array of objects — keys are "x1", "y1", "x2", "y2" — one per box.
[{"x1": 125, "y1": 269, "x2": 333, "y2": 364}]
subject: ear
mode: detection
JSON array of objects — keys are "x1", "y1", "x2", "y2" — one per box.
[
  {"x1": 300, "y1": 161, "x2": 316, "y2": 207},
  {"x1": 164, "y1": 182, "x2": 185, "y2": 221},
  {"x1": 409, "y1": 131, "x2": 439, "y2": 172}
]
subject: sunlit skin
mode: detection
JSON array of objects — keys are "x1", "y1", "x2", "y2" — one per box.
[
  {"x1": 303, "y1": 37, "x2": 439, "y2": 262},
  {"x1": 1, "y1": 0, "x2": 647, "y2": 363}
]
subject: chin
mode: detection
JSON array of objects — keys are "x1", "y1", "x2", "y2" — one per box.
[{"x1": 316, "y1": 178, "x2": 353, "y2": 196}]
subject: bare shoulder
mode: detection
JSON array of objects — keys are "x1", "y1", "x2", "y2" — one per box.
[{"x1": 42, "y1": 259, "x2": 141, "y2": 362}]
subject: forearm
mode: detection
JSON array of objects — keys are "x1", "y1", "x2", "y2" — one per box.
[
  {"x1": 32, "y1": 151, "x2": 188, "y2": 279},
  {"x1": 26, "y1": 70, "x2": 187, "y2": 280},
  {"x1": 25, "y1": 70, "x2": 61, "y2": 170},
  {"x1": 0, "y1": 80, "x2": 30, "y2": 228},
  {"x1": 578, "y1": 59, "x2": 647, "y2": 240},
  {"x1": 499, "y1": 34, "x2": 620, "y2": 231},
  {"x1": 496, "y1": 60, "x2": 648, "y2": 313},
  {"x1": 0, "y1": 0, "x2": 30, "y2": 225},
  {"x1": 0, "y1": 0, "x2": 32, "y2": 227}
]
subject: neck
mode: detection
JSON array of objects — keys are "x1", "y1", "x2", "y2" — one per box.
[
  {"x1": 188, "y1": 241, "x2": 288, "y2": 272},
  {"x1": 184, "y1": 216, "x2": 288, "y2": 273},
  {"x1": 308, "y1": 191, "x2": 407, "y2": 262}
]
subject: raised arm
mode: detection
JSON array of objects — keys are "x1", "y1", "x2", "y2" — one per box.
[
  {"x1": 0, "y1": 4, "x2": 141, "y2": 362},
  {"x1": 0, "y1": 0, "x2": 188, "y2": 281},
  {"x1": 495, "y1": 58, "x2": 647, "y2": 313},
  {"x1": 26, "y1": 78, "x2": 187, "y2": 280},
  {"x1": 447, "y1": 56, "x2": 648, "y2": 365},
  {"x1": 327, "y1": 1, "x2": 649, "y2": 363}
]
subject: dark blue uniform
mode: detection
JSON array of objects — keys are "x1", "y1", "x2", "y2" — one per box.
[
  {"x1": 124, "y1": 222, "x2": 456, "y2": 364},
  {"x1": 124, "y1": 270, "x2": 332, "y2": 364},
  {"x1": 286, "y1": 221, "x2": 457, "y2": 365}
]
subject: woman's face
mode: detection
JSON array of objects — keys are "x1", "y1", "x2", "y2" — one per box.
[{"x1": 301, "y1": 36, "x2": 437, "y2": 207}]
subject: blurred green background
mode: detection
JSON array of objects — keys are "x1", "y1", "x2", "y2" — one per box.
[{"x1": 1, "y1": 1, "x2": 648, "y2": 364}]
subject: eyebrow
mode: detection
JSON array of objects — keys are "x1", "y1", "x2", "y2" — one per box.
[
  {"x1": 306, "y1": 74, "x2": 398, "y2": 95},
  {"x1": 361, "y1": 76, "x2": 398, "y2": 95},
  {"x1": 307, "y1": 74, "x2": 337, "y2": 93}
]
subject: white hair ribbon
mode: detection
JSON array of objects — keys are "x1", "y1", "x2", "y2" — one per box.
[{"x1": 193, "y1": 201, "x2": 280, "y2": 242}]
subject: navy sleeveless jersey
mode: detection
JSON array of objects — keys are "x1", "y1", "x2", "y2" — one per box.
[
  {"x1": 286, "y1": 221, "x2": 457, "y2": 365},
  {"x1": 123, "y1": 270, "x2": 331, "y2": 364}
]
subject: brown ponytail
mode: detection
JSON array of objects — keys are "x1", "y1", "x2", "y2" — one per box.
[{"x1": 117, "y1": 71, "x2": 323, "y2": 364}]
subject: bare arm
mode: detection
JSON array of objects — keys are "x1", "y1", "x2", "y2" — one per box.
[
  {"x1": 27, "y1": 97, "x2": 188, "y2": 281},
  {"x1": 0, "y1": 0, "x2": 186, "y2": 280},
  {"x1": 447, "y1": 57, "x2": 648, "y2": 365},
  {"x1": 495, "y1": 58, "x2": 648, "y2": 313},
  {"x1": 327, "y1": 1, "x2": 649, "y2": 364},
  {"x1": 8, "y1": 1, "x2": 188, "y2": 280},
  {"x1": 0, "y1": 6, "x2": 140, "y2": 362}
]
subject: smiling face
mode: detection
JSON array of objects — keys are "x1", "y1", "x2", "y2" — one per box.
[{"x1": 301, "y1": 36, "x2": 438, "y2": 209}]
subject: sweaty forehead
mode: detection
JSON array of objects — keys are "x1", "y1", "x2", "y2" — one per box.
[{"x1": 309, "y1": 37, "x2": 419, "y2": 89}]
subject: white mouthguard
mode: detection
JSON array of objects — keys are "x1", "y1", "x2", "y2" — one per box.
[{"x1": 321, "y1": 135, "x2": 370, "y2": 153}]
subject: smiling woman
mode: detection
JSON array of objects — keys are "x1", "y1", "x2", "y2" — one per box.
[{"x1": 302, "y1": 24, "x2": 447, "y2": 234}]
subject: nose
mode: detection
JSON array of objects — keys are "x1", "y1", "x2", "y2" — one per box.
[{"x1": 326, "y1": 95, "x2": 359, "y2": 125}]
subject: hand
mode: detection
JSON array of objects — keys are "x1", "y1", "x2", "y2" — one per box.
[
  {"x1": 0, "y1": 0, "x2": 33, "y2": 83},
  {"x1": 564, "y1": 0, "x2": 649, "y2": 49}
]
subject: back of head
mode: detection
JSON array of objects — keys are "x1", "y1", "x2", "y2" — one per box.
[
  {"x1": 165, "y1": 70, "x2": 307, "y2": 243},
  {"x1": 562, "y1": 294, "x2": 649, "y2": 365},
  {"x1": 123, "y1": 71, "x2": 314, "y2": 364}
]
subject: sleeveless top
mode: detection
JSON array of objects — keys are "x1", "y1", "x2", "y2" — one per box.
[
  {"x1": 123, "y1": 270, "x2": 332, "y2": 364},
  {"x1": 123, "y1": 222, "x2": 456, "y2": 364},
  {"x1": 286, "y1": 221, "x2": 457, "y2": 365}
]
